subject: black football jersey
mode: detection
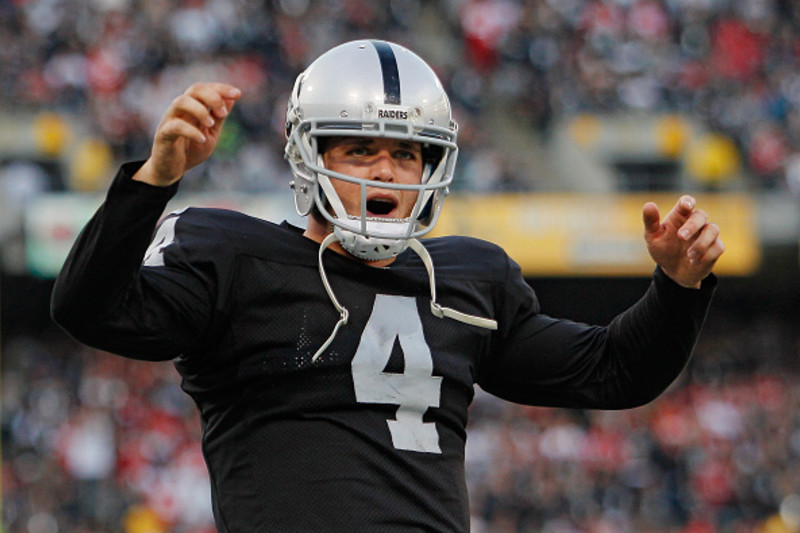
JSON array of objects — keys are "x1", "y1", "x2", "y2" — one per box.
[{"x1": 52, "y1": 162, "x2": 716, "y2": 532}]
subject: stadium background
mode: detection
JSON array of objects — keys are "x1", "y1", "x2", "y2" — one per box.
[{"x1": 2, "y1": 1, "x2": 800, "y2": 531}]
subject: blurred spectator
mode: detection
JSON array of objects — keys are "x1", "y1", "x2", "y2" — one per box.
[
  {"x1": 459, "y1": 0, "x2": 522, "y2": 74},
  {"x1": 747, "y1": 123, "x2": 789, "y2": 188},
  {"x1": 4, "y1": 0, "x2": 800, "y2": 193}
]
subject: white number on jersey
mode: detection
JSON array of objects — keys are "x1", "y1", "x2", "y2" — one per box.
[
  {"x1": 351, "y1": 294, "x2": 443, "y2": 454},
  {"x1": 143, "y1": 214, "x2": 180, "y2": 267}
]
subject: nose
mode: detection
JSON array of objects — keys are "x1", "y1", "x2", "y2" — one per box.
[{"x1": 371, "y1": 151, "x2": 395, "y2": 182}]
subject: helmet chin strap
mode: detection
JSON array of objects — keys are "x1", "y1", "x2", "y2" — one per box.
[
  {"x1": 313, "y1": 233, "x2": 350, "y2": 362},
  {"x1": 311, "y1": 233, "x2": 498, "y2": 362},
  {"x1": 405, "y1": 239, "x2": 499, "y2": 330}
]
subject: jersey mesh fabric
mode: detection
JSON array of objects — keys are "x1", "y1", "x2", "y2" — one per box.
[{"x1": 169, "y1": 221, "x2": 493, "y2": 531}]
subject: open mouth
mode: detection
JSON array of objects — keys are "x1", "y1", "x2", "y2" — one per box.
[{"x1": 366, "y1": 197, "x2": 397, "y2": 217}]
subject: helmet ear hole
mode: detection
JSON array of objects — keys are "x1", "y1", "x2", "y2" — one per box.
[
  {"x1": 316, "y1": 137, "x2": 330, "y2": 155},
  {"x1": 421, "y1": 145, "x2": 444, "y2": 169}
]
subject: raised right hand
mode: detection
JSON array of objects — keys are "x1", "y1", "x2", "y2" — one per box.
[{"x1": 133, "y1": 82, "x2": 242, "y2": 187}]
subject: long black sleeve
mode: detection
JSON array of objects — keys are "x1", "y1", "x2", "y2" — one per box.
[
  {"x1": 478, "y1": 256, "x2": 717, "y2": 410},
  {"x1": 605, "y1": 266, "x2": 716, "y2": 403}
]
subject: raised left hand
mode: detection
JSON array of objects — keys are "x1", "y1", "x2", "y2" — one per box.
[{"x1": 643, "y1": 195, "x2": 725, "y2": 288}]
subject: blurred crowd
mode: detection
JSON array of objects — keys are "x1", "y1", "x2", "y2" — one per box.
[
  {"x1": 3, "y1": 332, "x2": 214, "y2": 533},
  {"x1": 2, "y1": 0, "x2": 800, "y2": 195},
  {"x1": 4, "y1": 303, "x2": 800, "y2": 532}
]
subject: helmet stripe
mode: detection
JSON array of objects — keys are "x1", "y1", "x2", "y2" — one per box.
[{"x1": 370, "y1": 40, "x2": 401, "y2": 105}]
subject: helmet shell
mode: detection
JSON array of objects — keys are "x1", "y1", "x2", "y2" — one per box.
[{"x1": 291, "y1": 40, "x2": 453, "y2": 132}]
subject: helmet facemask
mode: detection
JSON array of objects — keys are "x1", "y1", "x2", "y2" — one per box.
[{"x1": 284, "y1": 40, "x2": 459, "y2": 261}]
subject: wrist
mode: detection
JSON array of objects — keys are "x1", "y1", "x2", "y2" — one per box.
[
  {"x1": 131, "y1": 159, "x2": 181, "y2": 187},
  {"x1": 660, "y1": 266, "x2": 702, "y2": 289}
]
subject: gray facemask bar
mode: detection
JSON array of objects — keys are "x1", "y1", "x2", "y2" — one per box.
[{"x1": 286, "y1": 117, "x2": 458, "y2": 241}]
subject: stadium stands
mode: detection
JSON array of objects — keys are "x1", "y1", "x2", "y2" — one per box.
[{"x1": 3, "y1": 1, "x2": 800, "y2": 531}]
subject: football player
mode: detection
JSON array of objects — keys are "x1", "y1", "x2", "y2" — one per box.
[{"x1": 52, "y1": 40, "x2": 723, "y2": 532}]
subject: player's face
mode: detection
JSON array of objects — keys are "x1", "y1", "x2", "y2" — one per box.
[{"x1": 322, "y1": 137, "x2": 424, "y2": 220}]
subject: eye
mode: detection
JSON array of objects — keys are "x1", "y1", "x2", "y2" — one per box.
[
  {"x1": 347, "y1": 146, "x2": 368, "y2": 156},
  {"x1": 395, "y1": 148, "x2": 419, "y2": 161},
  {"x1": 347, "y1": 144, "x2": 377, "y2": 157}
]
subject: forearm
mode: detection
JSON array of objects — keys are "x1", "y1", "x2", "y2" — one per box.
[{"x1": 607, "y1": 266, "x2": 716, "y2": 405}]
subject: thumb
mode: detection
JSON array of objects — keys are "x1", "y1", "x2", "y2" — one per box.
[{"x1": 642, "y1": 202, "x2": 662, "y2": 236}]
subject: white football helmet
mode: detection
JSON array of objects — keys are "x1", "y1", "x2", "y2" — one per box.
[{"x1": 285, "y1": 39, "x2": 458, "y2": 261}]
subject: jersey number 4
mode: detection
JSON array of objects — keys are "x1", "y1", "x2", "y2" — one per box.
[
  {"x1": 352, "y1": 294, "x2": 443, "y2": 454},
  {"x1": 142, "y1": 211, "x2": 185, "y2": 268}
]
